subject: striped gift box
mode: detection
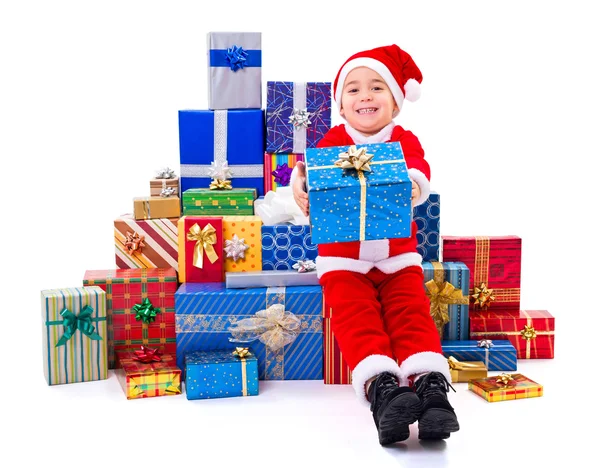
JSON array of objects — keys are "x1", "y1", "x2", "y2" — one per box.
[
  {"x1": 83, "y1": 268, "x2": 178, "y2": 369},
  {"x1": 175, "y1": 283, "x2": 323, "y2": 380},
  {"x1": 114, "y1": 214, "x2": 179, "y2": 271},
  {"x1": 442, "y1": 236, "x2": 521, "y2": 312},
  {"x1": 41, "y1": 286, "x2": 108, "y2": 385},
  {"x1": 441, "y1": 340, "x2": 517, "y2": 371},
  {"x1": 469, "y1": 373, "x2": 543, "y2": 402},
  {"x1": 263, "y1": 153, "x2": 304, "y2": 193},
  {"x1": 116, "y1": 352, "x2": 181, "y2": 399}
]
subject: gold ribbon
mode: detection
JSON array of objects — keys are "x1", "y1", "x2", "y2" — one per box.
[
  {"x1": 187, "y1": 223, "x2": 219, "y2": 269},
  {"x1": 209, "y1": 179, "x2": 232, "y2": 190},
  {"x1": 232, "y1": 347, "x2": 250, "y2": 396},
  {"x1": 424, "y1": 262, "x2": 469, "y2": 339}
]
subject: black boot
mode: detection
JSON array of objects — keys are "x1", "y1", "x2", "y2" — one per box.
[
  {"x1": 367, "y1": 372, "x2": 422, "y2": 445},
  {"x1": 413, "y1": 372, "x2": 460, "y2": 440}
]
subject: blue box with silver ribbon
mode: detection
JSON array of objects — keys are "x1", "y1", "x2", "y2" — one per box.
[
  {"x1": 414, "y1": 191, "x2": 440, "y2": 261},
  {"x1": 441, "y1": 340, "x2": 517, "y2": 371},
  {"x1": 207, "y1": 32, "x2": 262, "y2": 110},
  {"x1": 185, "y1": 348, "x2": 259, "y2": 400},
  {"x1": 261, "y1": 224, "x2": 318, "y2": 271},
  {"x1": 266, "y1": 81, "x2": 332, "y2": 153},
  {"x1": 175, "y1": 283, "x2": 323, "y2": 380},
  {"x1": 305, "y1": 142, "x2": 412, "y2": 244},
  {"x1": 179, "y1": 109, "x2": 265, "y2": 196}
]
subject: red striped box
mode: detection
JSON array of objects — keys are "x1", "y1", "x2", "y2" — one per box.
[
  {"x1": 83, "y1": 268, "x2": 177, "y2": 368},
  {"x1": 470, "y1": 310, "x2": 555, "y2": 359},
  {"x1": 264, "y1": 153, "x2": 304, "y2": 193},
  {"x1": 114, "y1": 214, "x2": 179, "y2": 271},
  {"x1": 442, "y1": 236, "x2": 521, "y2": 312}
]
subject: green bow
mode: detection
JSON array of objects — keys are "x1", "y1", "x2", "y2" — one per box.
[
  {"x1": 133, "y1": 298, "x2": 160, "y2": 324},
  {"x1": 55, "y1": 305, "x2": 103, "y2": 347}
]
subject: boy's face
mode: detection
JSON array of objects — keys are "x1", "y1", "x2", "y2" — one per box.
[{"x1": 340, "y1": 67, "x2": 398, "y2": 136}]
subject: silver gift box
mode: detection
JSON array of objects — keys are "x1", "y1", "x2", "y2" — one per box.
[{"x1": 226, "y1": 270, "x2": 320, "y2": 289}]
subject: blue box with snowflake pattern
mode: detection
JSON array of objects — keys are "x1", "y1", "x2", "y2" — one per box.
[
  {"x1": 414, "y1": 191, "x2": 440, "y2": 261},
  {"x1": 305, "y1": 142, "x2": 412, "y2": 244},
  {"x1": 261, "y1": 224, "x2": 318, "y2": 270}
]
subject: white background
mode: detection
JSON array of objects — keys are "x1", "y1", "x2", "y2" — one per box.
[{"x1": 1, "y1": 1, "x2": 598, "y2": 466}]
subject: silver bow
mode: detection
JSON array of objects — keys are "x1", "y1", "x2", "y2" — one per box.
[
  {"x1": 224, "y1": 234, "x2": 249, "y2": 262},
  {"x1": 288, "y1": 108, "x2": 312, "y2": 129},
  {"x1": 156, "y1": 167, "x2": 176, "y2": 179},
  {"x1": 292, "y1": 259, "x2": 316, "y2": 273},
  {"x1": 477, "y1": 339, "x2": 494, "y2": 349},
  {"x1": 207, "y1": 161, "x2": 233, "y2": 181},
  {"x1": 160, "y1": 187, "x2": 176, "y2": 198}
]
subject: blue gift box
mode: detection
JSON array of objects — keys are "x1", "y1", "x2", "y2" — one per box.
[
  {"x1": 305, "y1": 143, "x2": 412, "y2": 244},
  {"x1": 185, "y1": 349, "x2": 259, "y2": 400},
  {"x1": 179, "y1": 109, "x2": 265, "y2": 196},
  {"x1": 414, "y1": 192, "x2": 440, "y2": 261},
  {"x1": 261, "y1": 225, "x2": 318, "y2": 270},
  {"x1": 266, "y1": 81, "x2": 332, "y2": 153},
  {"x1": 175, "y1": 283, "x2": 323, "y2": 380},
  {"x1": 422, "y1": 261, "x2": 470, "y2": 340},
  {"x1": 441, "y1": 340, "x2": 517, "y2": 371}
]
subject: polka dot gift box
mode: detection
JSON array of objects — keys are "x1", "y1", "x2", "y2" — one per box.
[
  {"x1": 305, "y1": 142, "x2": 412, "y2": 244},
  {"x1": 222, "y1": 215, "x2": 262, "y2": 273}
]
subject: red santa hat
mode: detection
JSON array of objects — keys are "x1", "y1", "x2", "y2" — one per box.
[{"x1": 333, "y1": 44, "x2": 423, "y2": 116}]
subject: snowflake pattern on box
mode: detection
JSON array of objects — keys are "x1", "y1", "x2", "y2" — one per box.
[
  {"x1": 261, "y1": 225, "x2": 318, "y2": 270},
  {"x1": 414, "y1": 192, "x2": 440, "y2": 261},
  {"x1": 266, "y1": 82, "x2": 331, "y2": 153}
]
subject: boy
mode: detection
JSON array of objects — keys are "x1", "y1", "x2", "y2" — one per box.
[{"x1": 292, "y1": 45, "x2": 459, "y2": 445}]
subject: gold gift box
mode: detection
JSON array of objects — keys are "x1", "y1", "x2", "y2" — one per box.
[
  {"x1": 134, "y1": 196, "x2": 181, "y2": 220},
  {"x1": 450, "y1": 361, "x2": 488, "y2": 382}
]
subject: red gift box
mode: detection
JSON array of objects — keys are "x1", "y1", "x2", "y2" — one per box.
[
  {"x1": 177, "y1": 216, "x2": 224, "y2": 283},
  {"x1": 83, "y1": 268, "x2": 178, "y2": 368},
  {"x1": 470, "y1": 310, "x2": 555, "y2": 359},
  {"x1": 442, "y1": 236, "x2": 521, "y2": 312}
]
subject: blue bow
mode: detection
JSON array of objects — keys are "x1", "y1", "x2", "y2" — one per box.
[{"x1": 225, "y1": 45, "x2": 249, "y2": 71}]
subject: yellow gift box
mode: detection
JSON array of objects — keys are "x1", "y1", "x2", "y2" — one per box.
[
  {"x1": 222, "y1": 216, "x2": 262, "y2": 272},
  {"x1": 469, "y1": 373, "x2": 543, "y2": 402},
  {"x1": 448, "y1": 356, "x2": 487, "y2": 382}
]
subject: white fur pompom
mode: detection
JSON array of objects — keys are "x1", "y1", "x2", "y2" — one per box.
[{"x1": 404, "y1": 78, "x2": 421, "y2": 102}]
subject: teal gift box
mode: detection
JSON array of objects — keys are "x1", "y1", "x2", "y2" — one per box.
[
  {"x1": 441, "y1": 340, "x2": 517, "y2": 371},
  {"x1": 185, "y1": 348, "x2": 259, "y2": 400},
  {"x1": 175, "y1": 283, "x2": 323, "y2": 380},
  {"x1": 305, "y1": 143, "x2": 412, "y2": 244}
]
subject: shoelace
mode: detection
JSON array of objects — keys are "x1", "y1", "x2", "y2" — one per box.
[{"x1": 415, "y1": 372, "x2": 456, "y2": 399}]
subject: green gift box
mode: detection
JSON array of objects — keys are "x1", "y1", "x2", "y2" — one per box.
[{"x1": 182, "y1": 188, "x2": 256, "y2": 215}]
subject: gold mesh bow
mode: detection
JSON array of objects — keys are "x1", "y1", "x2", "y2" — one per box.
[{"x1": 425, "y1": 265, "x2": 469, "y2": 339}]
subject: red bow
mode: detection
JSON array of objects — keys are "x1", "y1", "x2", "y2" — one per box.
[{"x1": 132, "y1": 346, "x2": 162, "y2": 363}]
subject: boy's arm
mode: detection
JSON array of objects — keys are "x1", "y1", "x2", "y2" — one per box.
[{"x1": 401, "y1": 131, "x2": 430, "y2": 207}]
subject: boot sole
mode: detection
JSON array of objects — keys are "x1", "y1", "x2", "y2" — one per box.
[
  {"x1": 377, "y1": 392, "x2": 422, "y2": 445},
  {"x1": 418, "y1": 408, "x2": 460, "y2": 440}
]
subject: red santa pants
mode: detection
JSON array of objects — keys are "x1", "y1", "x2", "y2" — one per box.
[{"x1": 320, "y1": 265, "x2": 450, "y2": 400}]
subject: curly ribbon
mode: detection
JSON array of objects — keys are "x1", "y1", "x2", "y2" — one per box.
[
  {"x1": 232, "y1": 347, "x2": 251, "y2": 396},
  {"x1": 225, "y1": 45, "x2": 249, "y2": 71},
  {"x1": 132, "y1": 345, "x2": 162, "y2": 363},
  {"x1": 471, "y1": 282, "x2": 496, "y2": 309},
  {"x1": 54, "y1": 305, "x2": 104, "y2": 347},
  {"x1": 124, "y1": 231, "x2": 146, "y2": 255},
  {"x1": 288, "y1": 108, "x2": 312, "y2": 129},
  {"x1": 496, "y1": 373, "x2": 514, "y2": 387},
  {"x1": 187, "y1": 223, "x2": 219, "y2": 269},
  {"x1": 133, "y1": 298, "x2": 160, "y2": 324},
  {"x1": 272, "y1": 163, "x2": 292, "y2": 186},
  {"x1": 424, "y1": 262, "x2": 469, "y2": 339},
  {"x1": 209, "y1": 179, "x2": 233, "y2": 190},
  {"x1": 228, "y1": 303, "x2": 301, "y2": 352}
]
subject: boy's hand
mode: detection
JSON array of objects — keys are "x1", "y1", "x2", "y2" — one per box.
[
  {"x1": 293, "y1": 161, "x2": 309, "y2": 216},
  {"x1": 411, "y1": 179, "x2": 421, "y2": 207}
]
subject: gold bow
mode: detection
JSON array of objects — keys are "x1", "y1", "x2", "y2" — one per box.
[
  {"x1": 521, "y1": 324, "x2": 537, "y2": 341},
  {"x1": 209, "y1": 179, "x2": 232, "y2": 190},
  {"x1": 232, "y1": 347, "x2": 250, "y2": 358},
  {"x1": 471, "y1": 282, "x2": 496, "y2": 309},
  {"x1": 425, "y1": 263, "x2": 469, "y2": 338},
  {"x1": 447, "y1": 356, "x2": 483, "y2": 370},
  {"x1": 232, "y1": 347, "x2": 250, "y2": 396},
  {"x1": 496, "y1": 373, "x2": 514, "y2": 387},
  {"x1": 335, "y1": 145, "x2": 375, "y2": 172},
  {"x1": 229, "y1": 304, "x2": 301, "y2": 352},
  {"x1": 187, "y1": 223, "x2": 219, "y2": 269}
]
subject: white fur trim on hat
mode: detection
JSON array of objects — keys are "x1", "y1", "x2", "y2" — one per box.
[
  {"x1": 335, "y1": 57, "x2": 405, "y2": 113},
  {"x1": 407, "y1": 168, "x2": 430, "y2": 207},
  {"x1": 398, "y1": 351, "x2": 451, "y2": 384},
  {"x1": 352, "y1": 354, "x2": 403, "y2": 404}
]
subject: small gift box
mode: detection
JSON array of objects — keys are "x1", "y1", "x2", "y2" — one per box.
[
  {"x1": 414, "y1": 191, "x2": 440, "y2": 261},
  {"x1": 182, "y1": 188, "x2": 256, "y2": 216},
  {"x1": 266, "y1": 81, "x2": 331, "y2": 153},
  {"x1": 447, "y1": 356, "x2": 487, "y2": 382},
  {"x1": 470, "y1": 310, "x2": 555, "y2": 359},
  {"x1": 222, "y1": 215, "x2": 262, "y2": 272},
  {"x1": 225, "y1": 270, "x2": 319, "y2": 288},
  {"x1": 185, "y1": 347, "x2": 259, "y2": 400},
  {"x1": 177, "y1": 216, "x2": 224, "y2": 283},
  {"x1": 150, "y1": 167, "x2": 179, "y2": 197},
  {"x1": 179, "y1": 109, "x2": 264, "y2": 196},
  {"x1": 441, "y1": 235, "x2": 522, "y2": 312},
  {"x1": 207, "y1": 32, "x2": 262, "y2": 110},
  {"x1": 116, "y1": 348, "x2": 181, "y2": 399},
  {"x1": 305, "y1": 143, "x2": 412, "y2": 244},
  {"x1": 133, "y1": 196, "x2": 181, "y2": 220},
  {"x1": 83, "y1": 268, "x2": 178, "y2": 368},
  {"x1": 261, "y1": 224, "x2": 317, "y2": 271},
  {"x1": 422, "y1": 261, "x2": 470, "y2": 341},
  {"x1": 41, "y1": 286, "x2": 108, "y2": 385},
  {"x1": 469, "y1": 373, "x2": 543, "y2": 402},
  {"x1": 114, "y1": 214, "x2": 179, "y2": 270},
  {"x1": 264, "y1": 153, "x2": 304, "y2": 193},
  {"x1": 441, "y1": 339, "x2": 517, "y2": 371}
]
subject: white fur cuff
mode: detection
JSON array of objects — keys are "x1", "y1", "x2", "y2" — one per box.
[{"x1": 399, "y1": 351, "x2": 451, "y2": 384}]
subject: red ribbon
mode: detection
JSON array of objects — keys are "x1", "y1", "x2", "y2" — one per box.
[{"x1": 132, "y1": 346, "x2": 162, "y2": 363}]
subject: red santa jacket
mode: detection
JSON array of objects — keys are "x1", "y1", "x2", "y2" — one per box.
[{"x1": 313, "y1": 122, "x2": 431, "y2": 278}]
